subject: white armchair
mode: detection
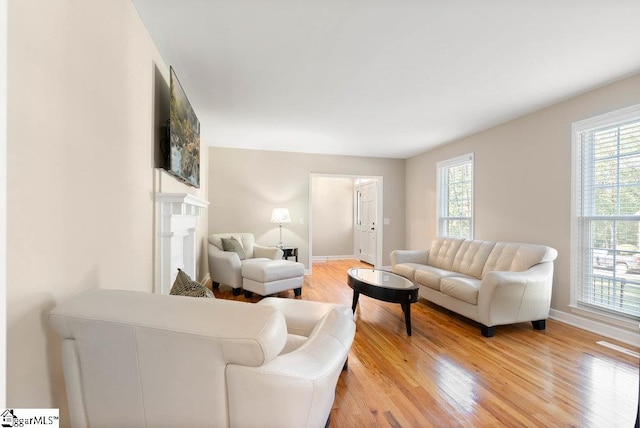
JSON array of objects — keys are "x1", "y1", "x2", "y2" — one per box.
[
  {"x1": 208, "y1": 233, "x2": 283, "y2": 295},
  {"x1": 49, "y1": 289, "x2": 355, "y2": 428}
]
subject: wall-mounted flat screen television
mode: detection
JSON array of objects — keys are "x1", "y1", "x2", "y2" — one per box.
[{"x1": 165, "y1": 66, "x2": 200, "y2": 188}]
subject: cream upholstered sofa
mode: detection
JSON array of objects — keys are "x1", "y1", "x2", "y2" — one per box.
[
  {"x1": 49, "y1": 289, "x2": 355, "y2": 428},
  {"x1": 391, "y1": 237, "x2": 558, "y2": 337}
]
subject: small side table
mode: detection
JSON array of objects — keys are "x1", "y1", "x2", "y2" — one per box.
[{"x1": 281, "y1": 246, "x2": 298, "y2": 262}]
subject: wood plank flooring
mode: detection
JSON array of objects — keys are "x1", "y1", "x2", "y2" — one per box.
[{"x1": 212, "y1": 259, "x2": 640, "y2": 427}]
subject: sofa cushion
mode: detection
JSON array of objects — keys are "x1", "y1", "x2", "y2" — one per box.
[
  {"x1": 221, "y1": 237, "x2": 247, "y2": 260},
  {"x1": 440, "y1": 276, "x2": 481, "y2": 305},
  {"x1": 481, "y1": 242, "x2": 557, "y2": 278},
  {"x1": 415, "y1": 265, "x2": 473, "y2": 290},
  {"x1": 428, "y1": 237, "x2": 465, "y2": 271},
  {"x1": 280, "y1": 333, "x2": 308, "y2": 354},
  {"x1": 451, "y1": 240, "x2": 496, "y2": 279},
  {"x1": 391, "y1": 263, "x2": 424, "y2": 282}
]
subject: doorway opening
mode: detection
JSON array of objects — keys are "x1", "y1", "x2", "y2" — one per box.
[{"x1": 309, "y1": 174, "x2": 383, "y2": 275}]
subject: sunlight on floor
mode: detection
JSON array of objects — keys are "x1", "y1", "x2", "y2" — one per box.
[
  {"x1": 436, "y1": 357, "x2": 478, "y2": 413},
  {"x1": 584, "y1": 354, "x2": 638, "y2": 426}
]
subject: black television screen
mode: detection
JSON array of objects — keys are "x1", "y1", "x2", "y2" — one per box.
[{"x1": 166, "y1": 66, "x2": 200, "y2": 188}]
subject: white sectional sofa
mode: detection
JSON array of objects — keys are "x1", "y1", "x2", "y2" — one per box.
[{"x1": 391, "y1": 237, "x2": 558, "y2": 337}]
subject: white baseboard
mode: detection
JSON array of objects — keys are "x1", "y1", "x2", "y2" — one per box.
[
  {"x1": 549, "y1": 308, "x2": 640, "y2": 348},
  {"x1": 200, "y1": 273, "x2": 211, "y2": 286},
  {"x1": 312, "y1": 255, "x2": 355, "y2": 261}
]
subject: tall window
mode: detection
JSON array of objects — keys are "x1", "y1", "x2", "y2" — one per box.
[
  {"x1": 572, "y1": 105, "x2": 640, "y2": 321},
  {"x1": 437, "y1": 153, "x2": 474, "y2": 238}
]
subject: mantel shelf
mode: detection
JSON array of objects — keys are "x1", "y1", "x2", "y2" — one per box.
[{"x1": 156, "y1": 193, "x2": 209, "y2": 217}]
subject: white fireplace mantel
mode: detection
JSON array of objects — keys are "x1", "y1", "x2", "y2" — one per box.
[{"x1": 156, "y1": 193, "x2": 209, "y2": 294}]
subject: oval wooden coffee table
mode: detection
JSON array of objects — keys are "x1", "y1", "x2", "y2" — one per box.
[{"x1": 347, "y1": 268, "x2": 419, "y2": 336}]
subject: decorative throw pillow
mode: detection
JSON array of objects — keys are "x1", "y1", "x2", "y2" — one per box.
[
  {"x1": 170, "y1": 269, "x2": 214, "y2": 298},
  {"x1": 221, "y1": 236, "x2": 246, "y2": 260}
]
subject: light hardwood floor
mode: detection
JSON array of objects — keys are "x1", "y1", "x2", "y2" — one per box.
[{"x1": 212, "y1": 259, "x2": 640, "y2": 427}]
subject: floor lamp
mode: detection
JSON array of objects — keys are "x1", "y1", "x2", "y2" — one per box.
[{"x1": 271, "y1": 208, "x2": 291, "y2": 248}]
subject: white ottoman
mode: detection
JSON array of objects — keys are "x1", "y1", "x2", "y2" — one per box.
[{"x1": 242, "y1": 259, "x2": 305, "y2": 297}]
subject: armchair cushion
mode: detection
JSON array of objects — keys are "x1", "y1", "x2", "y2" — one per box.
[
  {"x1": 209, "y1": 233, "x2": 257, "y2": 258},
  {"x1": 221, "y1": 237, "x2": 247, "y2": 260}
]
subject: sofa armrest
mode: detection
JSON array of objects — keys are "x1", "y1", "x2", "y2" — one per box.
[
  {"x1": 477, "y1": 262, "x2": 554, "y2": 327},
  {"x1": 226, "y1": 309, "x2": 355, "y2": 428},
  {"x1": 390, "y1": 249, "x2": 429, "y2": 266},
  {"x1": 254, "y1": 244, "x2": 284, "y2": 260},
  {"x1": 208, "y1": 245, "x2": 242, "y2": 287}
]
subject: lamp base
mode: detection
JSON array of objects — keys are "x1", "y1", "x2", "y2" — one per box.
[{"x1": 276, "y1": 224, "x2": 284, "y2": 248}]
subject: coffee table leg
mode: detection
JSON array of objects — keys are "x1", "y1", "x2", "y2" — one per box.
[
  {"x1": 351, "y1": 290, "x2": 360, "y2": 313},
  {"x1": 401, "y1": 303, "x2": 412, "y2": 336}
]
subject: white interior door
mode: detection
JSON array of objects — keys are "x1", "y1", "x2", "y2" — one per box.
[{"x1": 356, "y1": 181, "x2": 377, "y2": 265}]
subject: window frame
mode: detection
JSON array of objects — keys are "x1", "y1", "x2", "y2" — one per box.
[
  {"x1": 570, "y1": 104, "x2": 640, "y2": 325},
  {"x1": 436, "y1": 153, "x2": 474, "y2": 239}
]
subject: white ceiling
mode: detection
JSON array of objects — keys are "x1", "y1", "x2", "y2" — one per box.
[{"x1": 133, "y1": 0, "x2": 640, "y2": 159}]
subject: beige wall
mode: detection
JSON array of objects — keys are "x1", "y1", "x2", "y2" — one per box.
[
  {"x1": 7, "y1": 0, "x2": 208, "y2": 419},
  {"x1": 406, "y1": 72, "x2": 640, "y2": 329},
  {"x1": 0, "y1": 0, "x2": 6, "y2": 407},
  {"x1": 208, "y1": 147, "x2": 405, "y2": 267},
  {"x1": 311, "y1": 176, "x2": 354, "y2": 258}
]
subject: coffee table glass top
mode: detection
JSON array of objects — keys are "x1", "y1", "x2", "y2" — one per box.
[{"x1": 347, "y1": 268, "x2": 417, "y2": 290}]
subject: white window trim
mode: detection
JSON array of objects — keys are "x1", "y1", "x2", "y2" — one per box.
[
  {"x1": 436, "y1": 153, "x2": 474, "y2": 238},
  {"x1": 570, "y1": 103, "x2": 640, "y2": 328}
]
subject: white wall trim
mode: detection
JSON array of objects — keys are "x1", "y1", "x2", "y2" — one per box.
[
  {"x1": 1, "y1": 0, "x2": 8, "y2": 407},
  {"x1": 200, "y1": 272, "x2": 211, "y2": 286},
  {"x1": 436, "y1": 152, "x2": 474, "y2": 238},
  {"x1": 312, "y1": 255, "x2": 356, "y2": 261},
  {"x1": 549, "y1": 309, "x2": 640, "y2": 348},
  {"x1": 569, "y1": 104, "x2": 640, "y2": 316},
  {"x1": 155, "y1": 193, "x2": 209, "y2": 294}
]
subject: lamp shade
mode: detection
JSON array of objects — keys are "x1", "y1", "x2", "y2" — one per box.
[{"x1": 271, "y1": 208, "x2": 291, "y2": 224}]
